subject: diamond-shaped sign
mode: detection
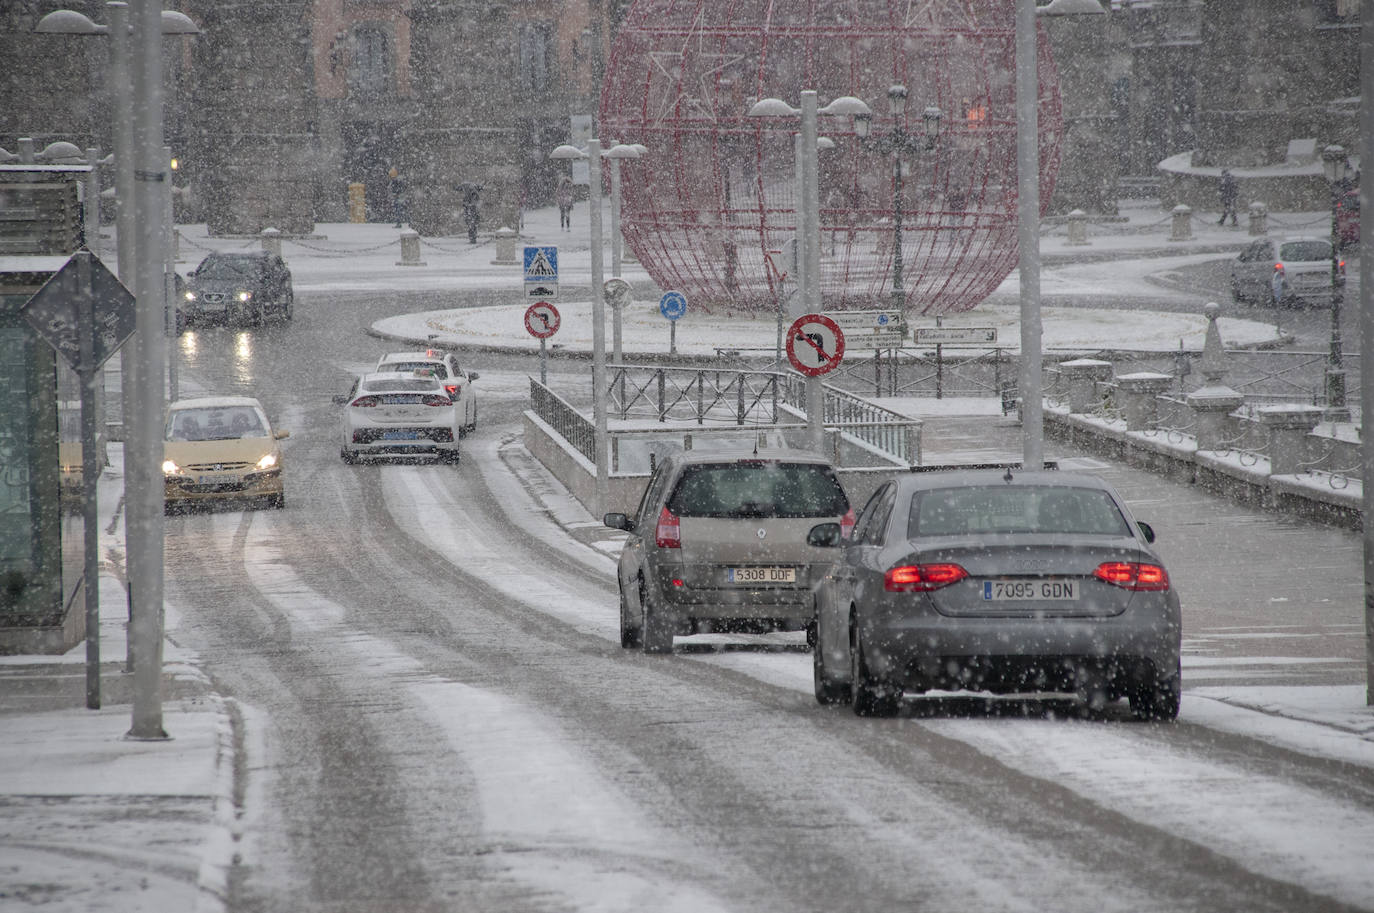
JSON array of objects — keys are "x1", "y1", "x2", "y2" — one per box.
[{"x1": 21, "y1": 250, "x2": 136, "y2": 371}]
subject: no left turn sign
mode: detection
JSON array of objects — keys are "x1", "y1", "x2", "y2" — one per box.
[
  {"x1": 524, "y1": 301, "x2": 561, "y2": 339},
  {"x1": 786, "y1": 313, "x2": 845, "y2": 376}
]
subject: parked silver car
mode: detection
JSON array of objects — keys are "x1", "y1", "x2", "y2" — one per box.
[
  {"x1": 603, "y1": 449, "x2": 854, "y2": 654},
  {"x1": 1230, "y1": 236, "x2": 1341, "y2": 307},
  {"x1": 809, "y1": 468, "x2": 1181, "y2": 719}
]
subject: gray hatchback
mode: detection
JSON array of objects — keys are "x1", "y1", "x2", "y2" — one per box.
[
  {"x1": 809, "y1": 468, "x2": 1181, "y2": 719},
  {"x1": 604, "y1": 449, "x2": 853, "y2": 654}
]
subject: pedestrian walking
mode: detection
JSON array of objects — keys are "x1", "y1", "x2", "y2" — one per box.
[
  {"x1": 1218, "y1": 168, "x2": 1238, "y2": 227},
  {"x1": 388, "y1": 166, "x2": 407, "y2": 228},
  {"x1": 459, "y1": 181, "x2": 483, "y2": 244},
  {"x1": 556, "y1": 176, "x2": 574, "y2": 231}
]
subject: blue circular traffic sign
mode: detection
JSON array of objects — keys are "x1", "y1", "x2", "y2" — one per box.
[{"x1": 659, "y1": 290, "x2": 688, "y2": 321}]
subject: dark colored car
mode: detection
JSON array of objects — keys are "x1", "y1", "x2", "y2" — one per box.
[
  {"x1": 809, "y1": 468, "x2": 1182, "y2": 720},
  {"x1": 182, "y1": 251, "x2": 294, "y2": 327},
  {"x1": 603, "y1": 449, "x2": 854, "y2": 654}
]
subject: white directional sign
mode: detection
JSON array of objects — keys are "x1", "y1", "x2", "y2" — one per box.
[
  {"x1": 911, "y1": 326, "x2": 998, "y2": 346},
  {"x1": 823, "y1": 309, "x2": 905, "y2": 348}
]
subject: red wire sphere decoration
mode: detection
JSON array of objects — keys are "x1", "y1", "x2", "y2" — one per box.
[{"x1": 599, "y1": 0, "x2": 1062, "y2": 315}]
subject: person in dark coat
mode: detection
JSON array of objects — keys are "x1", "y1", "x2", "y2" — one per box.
[
  {"x1": 1218, "y1": 169, "x2": 1238, "y2": 226},
  {"x1": 388, "y1": 166, "x2": 407, "y2": 228},
  {"x1": 458, "y1": 181, "x2": 483, "y2": 244},
  {"x1": 556, "y1": 176, "x2": 574, "y2": 231}
]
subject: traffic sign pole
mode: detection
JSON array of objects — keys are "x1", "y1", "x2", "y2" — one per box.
[{"x1": 76, "y1": 254, "x2": 101, "y2": 710}]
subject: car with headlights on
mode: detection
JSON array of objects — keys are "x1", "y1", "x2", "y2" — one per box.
[
  {"x1": 809, "y1": 468, "x2": 1181, "y2": 720},
  {"x1": 1230, "y1": 236, "x2": 1341, "y2": 307},
  {"x1": 375, "y1": 349, "x2": 479, "y2": 435},
  {"x1": 183, "y1": 250, "x2": 293, "y2": 327},
  {"x1": 163, "y1": 396, "x2": 288, "y2": 513},
  {"x1": 336, "y1": 370, "x2": 462, "y2": 464},
  {"x1": 602, "y1": 449, "x2": 853, "y2": 654}
]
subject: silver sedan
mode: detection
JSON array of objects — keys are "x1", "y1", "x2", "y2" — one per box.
[{"x1": 810, "y1": 468, "x2": 1182, "y2": 719}]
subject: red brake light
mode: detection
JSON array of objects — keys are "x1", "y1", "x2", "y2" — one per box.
[
  {"x1": 884, "y1": 563, "x2": 968, "y2": 592},
  {"x1": 840, "y1": 507, "x2": 856, "y2": 539},
  {"x1": 423, "y1": 394, "x2": 453, "y2": 407},
  {"x1": 351, "y1": 395, "x2": 379, "y2": 408},
  {"x1": 654, "y1": 506, "x2": 681, "y2": 549},
  {"x1": 445, "y1": 383, "x2": 461, "y2": 396},
  {"x1": 1093, "y1": 561, "x2": 1170, "y2": 591}
]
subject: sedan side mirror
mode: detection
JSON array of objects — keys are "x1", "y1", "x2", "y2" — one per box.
[
  {"x1": 1137, "y1": 521, "x2": 1156, "y2": 544},
  {"x1": 331, "y1": 394, "x2": 350, "y2": 405},
  {"x1": 807, "y1": 522, "x2": 843, "y2": 548},
  {"x1": 603, "y1": 512, "x2": 633, "y2": 531}
]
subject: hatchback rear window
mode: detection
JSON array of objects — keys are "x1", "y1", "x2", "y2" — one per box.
[
  {"x1": 1278, "y1": 241, "x2": 1330, "y2": 262},
  {"x1": 908, "y1": 486, "x2": 1131, "y2": 537},
  {"x1": 666, "y1": 461, "x2": 849, "y2": 518}
]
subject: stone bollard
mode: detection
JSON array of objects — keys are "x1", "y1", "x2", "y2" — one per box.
[
  {"x1": 490, "y1": 226, "x2": 518, "y2": 265},
  {"x1": 1255, "y1": 404, "x2": 1323, "y2": 475},
  {"x1": 1060, "y1": 359, "x2": 1114, "y2": 413},
  {"x1": 1065, "y1": 209, "x2": 1091, "y2": 246},
  {"x1": 260, "y1": 227, "x2": 281, "y2": 257},
  {"x1": 1185, "y1": 302, "x2": 1243, "y2": 450},
  {"x1": 1114, "y1": 372, "x2": 1173, "y2": 431},
  {"x1": 1248, "y1": 201, "x2": 1268, "y2": 236},
  {"x1": 395, "y1": 228, "x2": 426, "y2": 266},
  {"x1": 1169, "y1": 204, "x2": 1193, "y2": 241}
]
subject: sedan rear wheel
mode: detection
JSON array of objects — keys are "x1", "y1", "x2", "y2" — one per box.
[
  {"x1": 850, "y1": 622, "x2": 900, "y2": 718},
  {"x1": 640, "y1": 577, "x2": 674, "y2": 655},
  {"x1": 1129, "y1": 663, "x2": 1181, "y2": 722},
  {"x1": 340, "y1": 448, "x2": 357, "y2": 465}
]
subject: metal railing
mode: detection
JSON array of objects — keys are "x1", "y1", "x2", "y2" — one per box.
[
  {"x1": 530, "y1": 378, "x2": 594, "y2": 463},
  {"x1": 608, "y1": 364, "x2": 780, "y2": 425}
]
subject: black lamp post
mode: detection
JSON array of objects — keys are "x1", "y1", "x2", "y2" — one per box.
[
  {"x1": 1322, "y1": 143, "x2": 1350, "y2": 420},
  {"x1": 854, "y1": 85, "x2": 941, "y2": 311}
]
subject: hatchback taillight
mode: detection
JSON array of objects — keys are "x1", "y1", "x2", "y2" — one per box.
[
  {"x1": 884, "y1": 563, "x2": 968, "y2": 592},
  {"x1": 351, "y1": 395, "x2": 379, "y2": 408},
  {"x1": 654, "y1": 506, "x2": 681, "y2": 549},
  {"x1": 1093, "y1": 561, "x2": 1170, "y2": 591}
]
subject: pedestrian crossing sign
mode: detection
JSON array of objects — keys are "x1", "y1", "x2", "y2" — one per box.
[{"x1": 523, "y1": 246, "x2": 558, "y2": 282}]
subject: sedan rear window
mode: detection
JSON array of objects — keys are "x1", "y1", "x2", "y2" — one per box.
[
  {"x1": 1277, "y1": 241, "x2": 1330, "y2": 262},
  {"x1": 908, "y1": 486, "x2": 1131, "y2": 537},
  {"x1": 667, "y1": 461, "x2": 849, "y2": 518},
  {"x1": 383, "y1": 361, "x2": 449, "y2": 379},
  {"x1": 361, "y1": 377, "x2": 439, "y2": 393}
]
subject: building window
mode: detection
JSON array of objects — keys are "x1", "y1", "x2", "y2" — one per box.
[
  {"x1": 517, "y1": 22, "x2": 552, "y2": 92},
  {"x1": 351, "y1": 25, "x2": 390, "y2": 97}
]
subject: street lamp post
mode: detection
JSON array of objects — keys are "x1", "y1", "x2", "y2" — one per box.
[
  {"x1": 1016, "y1": 0, "x2": 1106, "y2": 470},
  {"x1": 1322, "y1": 143, "x2": 1350, "y2": 421},
  {"x1": 604, "y1": 142, "x2": 643, "y2": 362},
  {"x1": 748, "y1": 91, "x2": 872, "y2": 450},
  {"x1": 550, "y1": 139, "x2": 609, "y2": 516},
  {"x1": 854, "y1": 86, "x2": 942, "y2": 312}
]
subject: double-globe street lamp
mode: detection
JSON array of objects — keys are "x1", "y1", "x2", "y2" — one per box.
[
  {"x1": 37, "y1": 1, "x2": 199, "y2": 739},
  {"x1": 854, "y1": 86, "x2": 943, "y2": 312},
  {"x1": 747, "y1": 91, "x2": 872, "y2": 450},
  {"x1": 549, "y1": 139, "x2": 643, "y2": 515},
  {"x1": 1321, "y1": 143, "x2": 1351, "y2": 421}
]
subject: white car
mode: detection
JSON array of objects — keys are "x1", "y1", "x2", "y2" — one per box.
[
  {"x1": 375, "y1": 350, "x2": 478, "y2": 435},
  {"x1": 335, "y1": 371, "x2": 462, "y2": 464},
  {"x1": 1230, "y1": 236, "x2": 1342, "y2": 307}
]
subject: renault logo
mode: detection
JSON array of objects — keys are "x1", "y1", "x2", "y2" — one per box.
[{"x1": 757, "y1": 528, "x2": 767, "y2": 540}]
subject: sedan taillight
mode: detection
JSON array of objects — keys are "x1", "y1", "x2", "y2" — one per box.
[
  {"x1": 884, "y1": 563, "x2": 968, "y2": 592},
  {"x1": 654, "y1": 506, "x2": 681, "y2": 548},
  {"x1": 351, "y1": 395, "x2": 379, "y2": 408},
  {"x1": 1093, "y1": 561, "x2": 1170, "y2": 591},
  {"x1": 423, "y1": 394, "x2": 453, "y2": 407},
  {"x1": 445, "y1": 383, "x2": 461, "y2": 397}
]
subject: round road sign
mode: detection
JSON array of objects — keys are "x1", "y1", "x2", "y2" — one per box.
[
  {"x1": 659, "y1": 290, "x2": 688, "y2": 321},
  {"x1": 524, "y1": 301, "x2": 561, "y2": 339},
  {"x1": 786, "y1": 313, "x2": 846, "y2": 376}
]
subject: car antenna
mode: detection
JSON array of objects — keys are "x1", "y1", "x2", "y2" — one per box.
[{"x1": 753, "y1": 434, "x2": 760, "y2": 456}]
